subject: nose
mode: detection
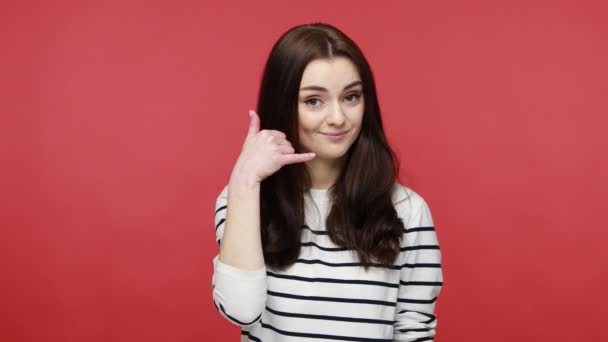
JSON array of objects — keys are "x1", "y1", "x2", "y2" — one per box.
[{"x1": 327, "y1": 102, "x2": 346, "y2": 126}]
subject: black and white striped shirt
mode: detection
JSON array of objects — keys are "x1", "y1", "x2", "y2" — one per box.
[{"x1": 212, "y1": 182, "x2": 443, "y2": 341}]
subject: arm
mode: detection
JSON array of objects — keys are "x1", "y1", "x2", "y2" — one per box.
[
  {"x1": 219, "y1": 172, "x2": 265, "y2": 269},
  {"x1": 211, "y1": 174, "x2": 267, "y2": 327},
  {"x1": 212, "y1": 109, "x2": 314, "y2": 327},
  {"x1": 393, "y1": 190, "x2": 444, "y2": 341}
]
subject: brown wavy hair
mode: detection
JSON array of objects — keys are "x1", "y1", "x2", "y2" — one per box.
[{"x1": 257, "y1": 22, "x2": 404, "y2": 270}]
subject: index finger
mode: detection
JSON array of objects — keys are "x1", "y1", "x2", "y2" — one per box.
[{"x1": 267, "y1": 130, "x2": 286, "y2": 139}]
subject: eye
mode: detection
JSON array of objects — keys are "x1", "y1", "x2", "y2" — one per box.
[
  {"x1": 345, "y1": 92, "x2": 362, "y2": 103},
  {"x1": 304, "y1": 97, "x2": 322, "y2": 107}
]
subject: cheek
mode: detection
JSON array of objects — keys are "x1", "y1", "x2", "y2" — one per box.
[
  {"x1": 297, "y1": 112, "x2": 319, "y2": 134},
  {"x1": 297, "y1": 118, "x2": 313, "y2": 144}
]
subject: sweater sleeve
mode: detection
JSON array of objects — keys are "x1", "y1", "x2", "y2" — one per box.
[
  {"x1": 211, "y1": 184, "x2": 267, "y2": 327},
  {"x1": 393, "y1": 189, "x2": 444, "y2": 341}
]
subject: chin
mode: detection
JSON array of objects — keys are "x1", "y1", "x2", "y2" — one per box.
[{"x1": 314, "y1": 148, "x2": 350, "y2": 160}]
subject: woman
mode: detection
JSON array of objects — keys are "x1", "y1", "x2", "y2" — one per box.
[{"x1": 212, "y1": 22, "x2": 443, "y2": 341}]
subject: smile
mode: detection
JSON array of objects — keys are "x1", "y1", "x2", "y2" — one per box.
[{"x1": 321, "y1": 131, "x2": 348, "y2": 140}]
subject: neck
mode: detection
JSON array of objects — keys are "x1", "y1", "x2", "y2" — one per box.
[{"x1": 304, "y1": 155, "x2": 346, "y2": 190}]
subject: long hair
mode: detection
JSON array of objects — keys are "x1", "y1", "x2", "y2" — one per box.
[{"x1": 257, "y1": 22, "x2": 404, "y2": 270}]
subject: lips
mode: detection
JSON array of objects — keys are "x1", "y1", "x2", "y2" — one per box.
[{"x1": 322, "y1": 131, "x2": 348, "y2": 136}]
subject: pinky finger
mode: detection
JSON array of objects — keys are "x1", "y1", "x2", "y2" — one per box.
[{"x1": 281, "y1": 152, "x2": 316, "y2": 165}]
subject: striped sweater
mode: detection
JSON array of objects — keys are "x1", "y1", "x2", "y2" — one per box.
[{"x1": 212, "y1": 182, "x2": 444, "y2": 341}]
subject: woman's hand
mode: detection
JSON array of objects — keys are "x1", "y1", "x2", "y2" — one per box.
[{"x1": 231, "y1": 110, "x2": 315, "y2": 185}]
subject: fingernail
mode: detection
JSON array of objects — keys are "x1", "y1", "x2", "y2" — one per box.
[
  {"x1": 249, "y1": 110, "x2": 254, "y2": 117},
  {"x1": 309, "y1": 153, "x2": 316, "y2": 157}
]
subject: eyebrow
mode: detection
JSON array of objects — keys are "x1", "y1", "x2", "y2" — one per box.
[{"x1": 299, "y1": 80, "x2": 363, "y2": 92}]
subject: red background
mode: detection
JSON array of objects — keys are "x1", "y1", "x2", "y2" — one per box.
[{"x1": 1, "y1": 0, "x2": 607, "y2": 341}]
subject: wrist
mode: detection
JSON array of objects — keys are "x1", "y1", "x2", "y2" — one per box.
[{"x1": 229, "y1": 170, "x2": 260, "y2": 191}]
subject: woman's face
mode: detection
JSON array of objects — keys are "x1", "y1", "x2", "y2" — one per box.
[{"x1": 297, "y1": 57, "x2": 364, "y2": 162}]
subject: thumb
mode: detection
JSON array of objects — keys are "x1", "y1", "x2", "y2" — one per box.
[{"x1": 247, "y1": 110, "x2": 260, "y2": 137}]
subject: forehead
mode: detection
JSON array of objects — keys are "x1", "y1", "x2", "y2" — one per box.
[{"x1": 299, "y1": 57, "x2": 361, "y2": 90}]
